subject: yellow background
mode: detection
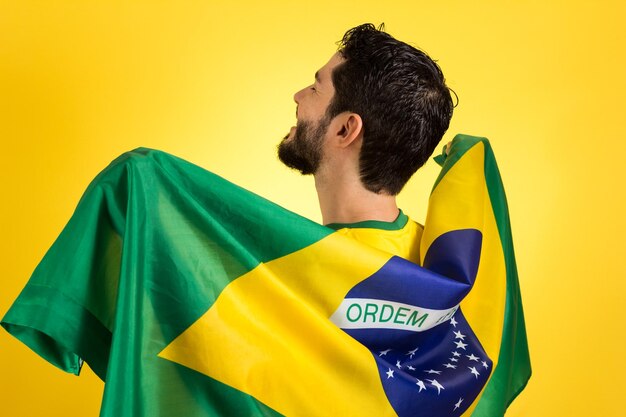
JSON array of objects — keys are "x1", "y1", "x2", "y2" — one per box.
[{"x1": 1, "y1": 1, "x2": 624, "y2": 416}]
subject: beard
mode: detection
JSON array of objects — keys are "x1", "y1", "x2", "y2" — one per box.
[{"x1": 277, "y1": 115, "x2": 330, "y2": 175}]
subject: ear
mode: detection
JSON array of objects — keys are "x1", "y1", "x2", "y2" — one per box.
[{"x1": 331, "y1": 112, "x2": 363, "y2": 148}]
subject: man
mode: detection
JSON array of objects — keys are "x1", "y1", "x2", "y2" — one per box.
[
  {"x1": 278, "y1": 23, "x2": 454, "y2": 261},
  {"x1": 272, "y1": 28, "x2": 529, "y2": 417}
]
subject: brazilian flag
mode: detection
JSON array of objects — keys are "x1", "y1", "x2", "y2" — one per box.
[{"x1": 1, "y1": 134, "x2": 530, "y2": 416}]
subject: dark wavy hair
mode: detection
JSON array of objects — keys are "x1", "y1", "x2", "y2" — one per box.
[{"x1": 326, "y1": 23, "x2": 455, "y2": 195}]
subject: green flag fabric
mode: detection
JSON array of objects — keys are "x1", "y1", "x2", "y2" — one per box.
[{"x1": 1, "y1": 134, "x2": 530, "y2": 416}]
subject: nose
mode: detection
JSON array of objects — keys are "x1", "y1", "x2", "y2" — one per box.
[
  {"x1": 293, "y1": 88, "x2": 305, "y2": 118},
  {"x1": 293, "y1": 86, "x2": 306, "y2": 104}
]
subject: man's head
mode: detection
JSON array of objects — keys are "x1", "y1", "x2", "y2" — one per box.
[{"x1": 278, "y1": 23, "x2": 454, "y2": 195}]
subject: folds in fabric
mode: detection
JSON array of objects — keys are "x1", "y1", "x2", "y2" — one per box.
[{"x1": 1, "y1": 134, "x2": 530, "y2": 417}]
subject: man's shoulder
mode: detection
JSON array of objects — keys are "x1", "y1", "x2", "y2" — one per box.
[{"x1": 334, "y1": 212, "x2": 422, "y2": 263}]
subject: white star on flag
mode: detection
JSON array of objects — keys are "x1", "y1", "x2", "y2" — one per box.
[
  {"x1": 454, "y1": 398, "x2": 464, "y2": 411},
  {"x1": 396, "y1": 360, "x2": 402, "y2": 369},
  {"x1": 424, "y1": 369, "x2": 442, "y2": 375},
  {"x1": 452, "y1": 351, "x2": 461, "y2": 357},
  {"x1": 466, "y1": 353, "x2": 480, "y2": 361},
  {"x1": 406, "y1": 347, "x2": 418, "y2": 358},
  {"x1": 482, "y1": 361, "x2": 489, "y2": 369},
  {"x1": 416, "y1": 379, "x2": 426, "y2": 392},
  {"x1": 453, "y1": 330, "x2": 466, "y2": 340},
  {"x1": 386, "y1": 368, "x2": 395, "y2": 379},
  {"x1": 426, "y1": 379, "x2": 445, "y2": 394},
  {"x1": 379, "y1": 349, "x2": 391, "y2": 356},
  {"x1": 454, "y1": 340, "x2": 468, "y2": 350},
  {"x1": 443, "y1": 363, "x2": 457, "y2": 369},
  {"x1": 450, "y1": 317, "x2": 458, "y2": 327},
  {"x1": 408, "y1": 365, "x2": 416, "y2": 371},
  {"x1": 468, "y1": 366, "x2": 480, "y2": 378},
  {"x1": 449, "y1": 357, "x2": 458, "y2": 362}
]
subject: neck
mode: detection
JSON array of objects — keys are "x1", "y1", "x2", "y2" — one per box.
[{"x1": 314, "y1": 174, "x2": 399, "y2": 226}]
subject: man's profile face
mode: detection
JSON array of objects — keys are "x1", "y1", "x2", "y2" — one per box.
[{"x1": 278, "y1": 53, "x2": 343, "y2": 175}]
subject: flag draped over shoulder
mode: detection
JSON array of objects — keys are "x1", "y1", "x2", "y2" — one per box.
[{"x1": 1, "y1": 134, "x2": 530, "y2": 417}]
